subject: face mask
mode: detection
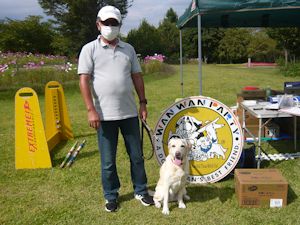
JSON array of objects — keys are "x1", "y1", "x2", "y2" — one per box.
[{"x1": 100, "y1": 25, "x2": 120, "y2": 41}]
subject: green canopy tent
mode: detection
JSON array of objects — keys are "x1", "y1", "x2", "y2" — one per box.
[{"x1": 177, "y1": 0, "x2": 300, "y2": 96}]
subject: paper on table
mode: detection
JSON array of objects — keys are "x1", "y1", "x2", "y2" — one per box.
[
  {"x1": 279, "y1": 107, "x2": 300, "y2": 116},
  {"x1": 243, "y1": 100, "x2": 257, "y2": 106}
]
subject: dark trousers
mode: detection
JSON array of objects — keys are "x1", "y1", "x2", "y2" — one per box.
[{"x1": 97, "y1": 117, "x2": 148, "y2": 201}]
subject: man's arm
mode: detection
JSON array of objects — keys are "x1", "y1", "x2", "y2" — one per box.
[
  {"x1": 131, "y1": 72, "x2": 147, "y2": 121},
  {"x1": 79, "y1": 74, "x2": 100, "y2": 129}
]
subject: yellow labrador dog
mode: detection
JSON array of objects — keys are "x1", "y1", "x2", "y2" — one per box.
[{"x1": 153, "y1": 138, "x2": 191, "y2": 215}]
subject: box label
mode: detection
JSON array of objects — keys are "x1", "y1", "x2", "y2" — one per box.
[{"x1": 270, "y1": 199, "x2": 283, "y2": 208}]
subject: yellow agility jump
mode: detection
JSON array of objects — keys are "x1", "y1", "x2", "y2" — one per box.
[{"x1": 15, "y1": 81, "x2": 73, "y2": 169}]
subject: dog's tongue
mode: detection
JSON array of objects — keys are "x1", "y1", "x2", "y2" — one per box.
[{"x1": 174, "y1": 158, "x2": 182, "y2": 166}]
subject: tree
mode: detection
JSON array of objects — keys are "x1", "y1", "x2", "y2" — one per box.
[
  {"x1": 182, "y1": 28, "x2": 198, "y2": 60},
  {"x1": 163, "y1": 8, "x2": 178, "y2": 24},
  {"x1": 157, "y1": 8, "x2": 179, "y2": 63},
  {"x1": 0, "y1": 16, "x2": 54, "y2": 54},
  {"x1": 126, "y1": 19, "x2": 161, "y2": 58},
  {"x1": 247, "y1": 30, "x2": 279, "y2": 62},
  {"x1": 38, "y1": 0, "x2": 132, "y2": 55},
  {"x1": 181, "y1": 28, "x2": 225, "y2": 63},
  {"x1": 266, "y1": 28, "x2": 300, "y2": 65},
  {"x1": 218, "y1": 28, "x2": 251, "y2": 63},
  {"x1": 201, "y1": 28, "x2": 225, "y2": 63}
]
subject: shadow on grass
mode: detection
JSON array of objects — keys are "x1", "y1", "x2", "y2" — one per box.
[
  {"x1": 257, "y1": 139, "x2": 299, "y2": 167},
  {"x1": 116, "y1": 174, "x2": 298, "y2": 207},
  {"x1": 118, "y1": 184, "x2": 157, "y2": 204},
  {"x1": 51, "y1": 150, "x2": 99, "y2": 167},
  {"x1": 287, "y1": 185, "x2": 298, "y2": 204},
  {"x1": 187, "y1": 185, "x2": 235, "y2": 203},
  {"x1": 49, "y1": 136, "x2": 98, "y2": 167},
  {"x1": 74, "y1": 132, "x2": 97, "y2": 139},
  {"x1": 117, "y1": 183, "x2": 234, "y2": 206},
  {"x1": 269, "y1": 140, "x2": 299, "y2": 153}
]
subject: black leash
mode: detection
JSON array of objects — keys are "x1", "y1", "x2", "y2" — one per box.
[{"x1": 140, "y1": 119, "x2": 155, "y2": 160}]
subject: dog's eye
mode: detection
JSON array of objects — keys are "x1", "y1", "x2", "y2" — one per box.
[
  {"x1": 171, "y1": 145, "x2": 176, "y2": 148},
  {"x1": 180, "y1": 145, "x2": 185, "y2": 148}
]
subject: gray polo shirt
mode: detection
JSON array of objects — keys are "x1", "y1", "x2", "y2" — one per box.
[{"x1": 78, "y1": 36, "x2": 142, "y2": 121}]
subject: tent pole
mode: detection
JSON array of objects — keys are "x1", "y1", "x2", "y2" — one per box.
[
  {"x1": 180, "y1": 29, "x2": 183, "y2": 97},
  {"x1": 198, "y1": 14, "x2": 202, "y2": 95}
]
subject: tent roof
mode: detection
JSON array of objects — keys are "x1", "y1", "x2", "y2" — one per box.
[{"x1": 177, "y1": 0, "x2": 300, "y2": 29}]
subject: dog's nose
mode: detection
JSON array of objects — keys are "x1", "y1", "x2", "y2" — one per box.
[{"x1": 175, "y1": 152, "x2": 182, "y2": 159}]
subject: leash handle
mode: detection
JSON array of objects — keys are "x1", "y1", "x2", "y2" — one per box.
[{"x1": 140, "y1": 119, "x2": 155, "y2": 160}]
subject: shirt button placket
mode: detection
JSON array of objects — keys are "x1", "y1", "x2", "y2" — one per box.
[{"x1": 113, "y1": 47, "x2": 117, "y2": 59}]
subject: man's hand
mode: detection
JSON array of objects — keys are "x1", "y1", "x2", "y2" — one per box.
[
  {"x1": 139, "y1": 104, "x2": 147, "y2": 121},
  {"x1": 88, "y1": 109, "x2": 101, "y2": 130}
]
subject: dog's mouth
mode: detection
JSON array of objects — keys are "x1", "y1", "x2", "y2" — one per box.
[{"x1": 173, "y1": 152, "x2": 183, "y2": 166}]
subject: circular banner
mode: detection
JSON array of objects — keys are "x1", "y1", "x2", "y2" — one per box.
[{"x1": 154, "y1": 96, "x2": 243, "y2": 183}]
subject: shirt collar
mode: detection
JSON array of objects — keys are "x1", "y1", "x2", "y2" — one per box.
[{"x1": 98, "y1": 35, "x2": 125, "y2": 48}]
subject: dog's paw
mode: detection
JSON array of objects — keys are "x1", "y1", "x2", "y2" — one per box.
[
  {"x1": 155, "y1": 201, "x2": 161, "y2": 208},
  {"x1": 162, "y1": 208, "x2": 170, "y2": 215},
  {"x1": 178, "y1": 202, "x2": 186, "y2": 209},
  {"x1": 183, "y1": 194, "x2": 190, "y2": 201}
]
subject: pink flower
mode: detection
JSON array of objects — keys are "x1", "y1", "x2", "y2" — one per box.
[
  {"x1": 0, "y1": 64, "x2": 8, "y2": 73},
  {"x1": 144, "y1": 54, "x2": 165, "y2": 63}
]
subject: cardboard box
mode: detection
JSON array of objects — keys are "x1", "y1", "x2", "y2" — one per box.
[
  {"x1": 236, "y1": 89, "x2": 268, "y2": 137},
  {"x1": 236, "y1": 93, "x2": 264, "y2": 127},
  {"x1": 235, "y1": 169, "x2": 288, "y2": 208},
  {"x1": 243, "y1": 125, "x2": 264, "y2": 138},
  {"x1": 265, "y1": 122, "x2": 280, "y2": 138},
  {"x1": 237, "y1": 109, "x2": 260, "y2": 126},
  {"x1": 241, "y1": 89, "x2": 266, "y2": 99}
]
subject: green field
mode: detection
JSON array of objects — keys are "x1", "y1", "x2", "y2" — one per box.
[{"x1": 1, "y1": 64, "x2": 299, "y2": 225}]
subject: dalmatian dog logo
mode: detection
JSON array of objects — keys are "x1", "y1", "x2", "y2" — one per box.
[{"x1": 169, "y1": 116, "x2": 227, "y2": 162}]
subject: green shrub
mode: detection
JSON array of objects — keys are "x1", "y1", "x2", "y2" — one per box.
[
  {"x1": 277, "y1": 59, "x2": 300, "y2": 77},
  {"x1": 141, "y1": 60, "x2": 174, "y2": 75},
  {"x1": 0, "y1": 67, "x2": 78, "y2": 94}
]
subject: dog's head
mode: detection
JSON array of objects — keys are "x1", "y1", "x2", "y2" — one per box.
[
  {"x1": 175, "y1": 116, "x2": 202, "y2": 139},
  {"x1": 198, "y1": 136, "x2": 211, "y2": 148},
  {"x1": 168, "y1": 138, "x2": 192, "y2": 166},
  {"x1": 196, "y1": 136, "x2": 212, "y2": 153}
]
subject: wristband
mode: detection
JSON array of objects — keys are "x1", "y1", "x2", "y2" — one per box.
[{"x1": 139, "y1": 99, "x2": 147, "y2": 105}]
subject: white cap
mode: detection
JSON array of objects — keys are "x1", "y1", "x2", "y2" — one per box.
[{"x1": 97, "y1": 5, "x2": 121, "y2": 23}]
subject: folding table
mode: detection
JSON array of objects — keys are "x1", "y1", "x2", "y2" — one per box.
[{"x1": 241, "y1": 101, "x2": 297, "y2": 168}]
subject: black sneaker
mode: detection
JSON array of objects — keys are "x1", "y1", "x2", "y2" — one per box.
[
  {"x1": 105, "y1": 200, "x2": 118, "y2": 212},
  {"x1": 134, "y1": 194, "x2": 154, "y2": 206}
]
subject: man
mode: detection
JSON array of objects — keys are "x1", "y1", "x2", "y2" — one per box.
[{"x1": 78, "y1": 5, "x2": 153, "y2": 212}]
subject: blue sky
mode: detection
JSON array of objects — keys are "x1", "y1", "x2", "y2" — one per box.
[{"x1": 0, "y1": 0, "x2": 188, "y2": 34}]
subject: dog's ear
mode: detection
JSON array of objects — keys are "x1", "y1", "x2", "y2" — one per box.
[
  {"x1": 196, "y1": 132, "x2": 204, "y2": 139},
  {"x1": 194, "y1": 122, "x2": 202, "y2": 130},
  {"x1": 169, "y1": 131, "x2": 181, "y2": 141}
]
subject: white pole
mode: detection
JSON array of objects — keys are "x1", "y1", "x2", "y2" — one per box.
[
  {"x1": 180, "y1": 29, "x2": 183, "y2": 97},
  {"x1": 198, "y1": 14, "x2": 202, "y2": 95},
  {"x1": 248, "y1": 57, "x2": 251, "y2": 68}
]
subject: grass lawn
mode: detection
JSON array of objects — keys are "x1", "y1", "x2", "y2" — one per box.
[{"x1": 1, "y1": 64, "x2": 300, "y2": 225}]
